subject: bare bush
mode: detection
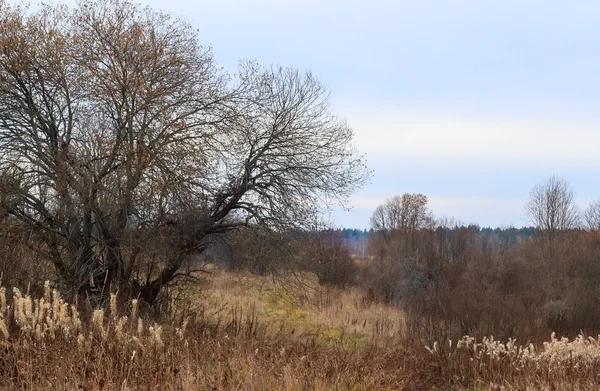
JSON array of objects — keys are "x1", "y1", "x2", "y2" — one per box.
[{"x1": 306, "y1": 231, "x2": 358, "y2": 287}]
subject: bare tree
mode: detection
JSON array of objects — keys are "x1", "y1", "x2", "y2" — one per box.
[
  {"x1": 525, "y1": 176, "x2": 580, "y2": 245},
  {"x1": 0, "y1": 0, "x2": 369, "y2": 303},
  {"x1": 370, "y1": 196, "x2": 402, "y2": 231},
  {"x1": 370, "y1": 193, "x2": 432, "y2": 233},
  {"x1": 584, "y1": 200, "x2": 600, "y2": 231}
]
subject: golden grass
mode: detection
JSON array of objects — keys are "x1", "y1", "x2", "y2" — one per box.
[
  {"x1": 2, "y1": 271, "x2": 600, "y2": 390},
  {"x1": 195, "y1": 270, "x2": 407, "y2": 349},
  {"x1": 0, "y1": 273, "x2": 430, "y2": 390}
]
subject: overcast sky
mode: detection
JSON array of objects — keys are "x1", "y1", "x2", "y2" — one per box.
[{"x1": 24, "y1": 0, "x2": 600, "y2": 228}]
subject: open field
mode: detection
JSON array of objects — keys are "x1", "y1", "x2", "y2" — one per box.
[{"x1": 1, "y1": 270, "x2": 600, "y2": 390}]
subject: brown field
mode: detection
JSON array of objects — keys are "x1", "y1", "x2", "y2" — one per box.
[
  {"x1": 1, "y1": 1, "x2": 598, "y2": 389},
  {"x1": 0, "y1": 270, "x2": 599, "y2": 390}
]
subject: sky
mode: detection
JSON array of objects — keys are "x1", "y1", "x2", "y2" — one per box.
[{"x1": 20, "y1": 0, "x2": 600, "y2": 228}]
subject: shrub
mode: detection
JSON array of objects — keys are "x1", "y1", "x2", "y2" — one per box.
[{"x1": 306, "y1": 232, "x2": 358, "y2": 287}]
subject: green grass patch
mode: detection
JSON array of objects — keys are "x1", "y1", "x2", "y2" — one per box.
[
  {"x1": 259, "y1": 287, "x2": 369, "y2": 350},
  {"x1": 316, "y1": 326, "x2": 369, "y2": 350},
  {"x1": 259, "y1": 287, "x2": 308, "y2": 324}
]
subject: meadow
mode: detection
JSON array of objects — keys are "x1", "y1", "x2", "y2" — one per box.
[
  {"x1": 2, "y1": 269, "x2": 600, "y2": 390},
  {"x1": 1, "y1": 1, "x2": 599, "y2": 390}
]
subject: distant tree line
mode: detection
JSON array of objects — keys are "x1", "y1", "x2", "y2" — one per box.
[
  {"x1": 357, "y1": 176, "x2": 600, "y2": 341},
  {"x1": 319, "y1": 226, "x2": 537, "y2": 257}
]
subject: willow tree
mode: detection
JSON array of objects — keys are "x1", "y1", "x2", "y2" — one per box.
[{"x1": 0, "y1": 0, "x2": 368, "y2": 303}]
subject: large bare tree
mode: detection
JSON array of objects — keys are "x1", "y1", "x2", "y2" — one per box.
[{"x1": 0, "y1": 0, "x2": 368, "y2": 303}]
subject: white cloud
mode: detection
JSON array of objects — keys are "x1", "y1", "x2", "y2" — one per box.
[{"x1": 344, "y1": 107, "x2": 600, "y2": 165}]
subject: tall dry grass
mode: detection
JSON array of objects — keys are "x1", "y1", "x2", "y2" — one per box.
[
  {"x1": 0, "y1": 276, "x2": 432, "y2": 390},
  {"x1": 194, "y1": 270, "x2": 407, "y2": 348},
  {"x1": 2, "y1": 271, "x2": 600, "y2": 390}
]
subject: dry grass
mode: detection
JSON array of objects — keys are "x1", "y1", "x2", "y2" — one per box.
[
  {"x1": 426, "y1": 333, "x2": 600, "y2": 390},
  {"x1": 0, "y1": 274, "x2": 432, "y2": 390},
  {"x1": 2, "y1": 271, "x2": 600, "y2": 390},
  {"x1": 196, "y1": 271, "x2": 407, "y2": 348}
]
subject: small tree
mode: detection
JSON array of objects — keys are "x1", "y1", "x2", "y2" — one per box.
[
  {"x1": 367, "y1": 193, "x2": 436, "y2": 304},
  {"x1": 525, "y1": 176, "x2": 579, "y2": 251},
  {"x1": 584, "y1": 200, "x2": 600, "y2": 231}
]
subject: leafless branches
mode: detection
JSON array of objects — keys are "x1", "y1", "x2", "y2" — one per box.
[
  {"x1": 370, "y1": 193, "x2": 433, "y2": 233},
  {"x1": 584, "y1": 200, "x2": 600, "y2": 231},
  {"x1": 524, "y1": 176, "x2": 580, "y2": 243},
  {"x1": 0, "y1": 0, "x2": 369, "y2": 303}
]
